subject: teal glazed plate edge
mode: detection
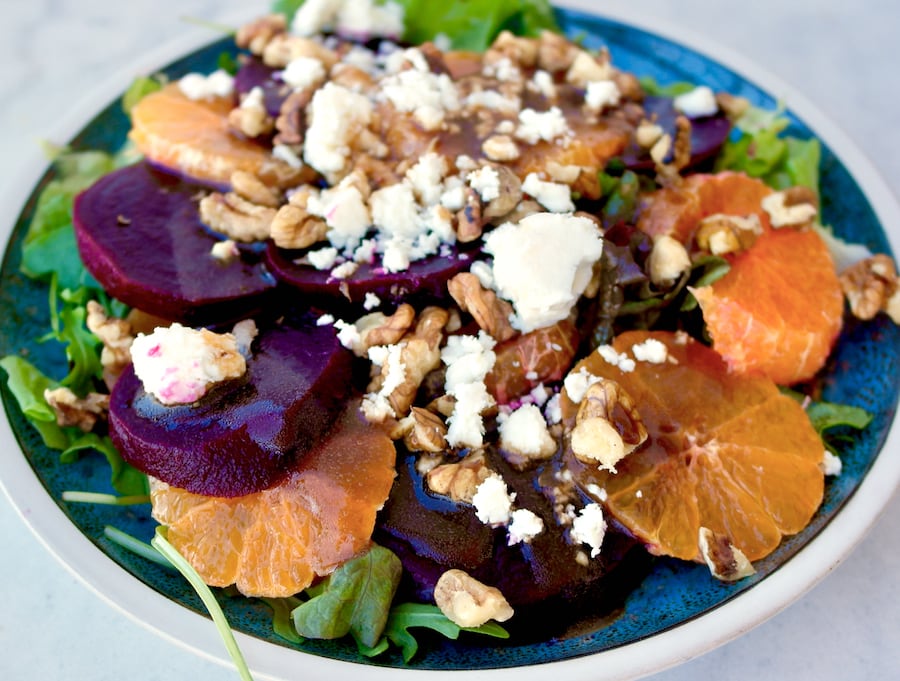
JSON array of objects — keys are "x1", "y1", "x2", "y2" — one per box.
[{"x1": 1, "y1": 4, "x2": 899, "y2": 681}]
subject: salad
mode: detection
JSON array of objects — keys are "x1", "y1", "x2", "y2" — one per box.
[{"x1": 1, "y1": 0, "x2": 899, "y2": 676}]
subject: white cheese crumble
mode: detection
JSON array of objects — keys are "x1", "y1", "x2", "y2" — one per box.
[
  {"x1": 515, "y1": 106, "x2": 571, "y2": 145},
  {"x1": 442, "y1": 332, "x2": 497, "y2": 448},
  {"x1": 281, "y1": 56, "x2": 327, "y2": 91},
  {"x1": 272, "y1": 144, "x2": 304, "y2": 169},
  {"x1": 822, "y1": 450, "x2": 843, "y2": 476},
  {"x1": 406, "y1": 153, "x2": 449, "y2": 206},
  {"x1": 361, "y1": 342, "x2": 406, "y2": 420},
  {"x1": 596, "y1": 344, "x2": 636, "y2": 373},
  {"x1": 467, "y1": 165, "x2": 502, "y2": 203},
  {"x1": 292, "y1": 0, "x2": 404, "y2": 39},
  {"x1": 483, "y1": 213, "x2": 604, "y2": 333},
  {"x1": 498, "y1": 404, "x2": 557, "y2": 458},
  {"x1": 530, "y1": 70, "x2": 557, "y2": 99},
  {"x1": 673, "y1": 85, "x2": 719, "y2": 118},
  {"x1": 631, "y1": 338, "x2": 668, "y2": 364},
  {"x1": 210, "y1": 239, "x2": 239, "y2": 262},
  {"x1": 380, "y1": 62, "x2": 460, "y2": 131},
  {"x1": 563, "y1": 366, "x2": 602, "y2": 404},
  {"x1": 521, "y1": 173, "x2": 575, "y2": 213},
  {"x1": 304, "y1": 82, "x2": 373, "y2": 182},
  {"x1": 130, "y1": 324, "x2": 246, "y2": 406},
  {"x1": 472, "y1": 473, "x2": 515, "y2": 525},
  {"x1": 177, "y1": 69, "x2": 234, "y2": 100},
  {"x1": 363, "y1": 292, "x2": 381, "y2": 310},
  {"x1": 544, "y1": 392, "x2": 563, "y2": 424},
  {"x1": 507, "y1": 508, "x2": 545, "y2": 545},
  {"x1": 307, "y1": 246, "x2": 339, "y2": 270},
  {"x1": 570, "y1": 503, "x2": 607, "y2": 558},
  {"x1": 584, "y1": 80, "x2": 621, "y2": 112}
]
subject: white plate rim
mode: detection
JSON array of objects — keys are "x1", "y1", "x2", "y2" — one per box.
[{"x1": 1, "y1": 3, "x2": 898, "y2": 680}]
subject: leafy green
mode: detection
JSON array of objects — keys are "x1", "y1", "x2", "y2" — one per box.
[
  {"x1": 151, "y1": 528, "x2": 255, "y2": 681},
  {"x1": 378, "y1": 603, "x2": 509, "y2": 663},
  {"x1": 62, "y1": 433, "x2": 149, "y2": 496},
  {"x1": 259, "y1": 597, "x2": 305, "y2": 643},
  {"x1": 272, "y1": 0, "x2": 559, "y2": 51},
  {"x1": 715, "y1": 104, "x2": 821, "y2": 196},
  {"x1": 639, "y1": 76, "x2": 696, "y2": 97},
  {"x1": 291, "y1": 544, "x2": 402, "y2": 648},
  {"x1": 0, "y1": 356, "x2": 69, "y2": 449},
  {"x1": 122, "y1": 74, "x2": 165, "y2": 115},
  {"x1": 784, "y1": 389, "x2": 873, "y2": 454}
]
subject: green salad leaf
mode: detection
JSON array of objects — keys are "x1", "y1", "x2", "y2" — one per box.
[
  {"x1": 0, "y1": 356, "x2": 69, "y2": 450},
  {"x1": 292, "y1": 544, "x2": 402, "y2": 648}
]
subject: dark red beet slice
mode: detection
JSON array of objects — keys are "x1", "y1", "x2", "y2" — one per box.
[
  {"x1": 622, "y1": 95, "x2": 732, "y2": 170},
  {"x1": 374, "y1": 447, "x2": 651, "y2": 638},
  {"x1": 73, "y1": 162, "x2": 276, "y2": 325},
  {"x1": 266, "y1": 242, "x2": 477, "y2": 309},
  {"x1": 109, "y1": 315, "x2": 353, "y2": 497},
  {"x1": 234, "y1": 57, "x2": 288, "y2": 118}
]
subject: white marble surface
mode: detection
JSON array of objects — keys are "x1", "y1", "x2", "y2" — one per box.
[{"x1": 1, "y1": 1, "x2": 899, "y2": 680}]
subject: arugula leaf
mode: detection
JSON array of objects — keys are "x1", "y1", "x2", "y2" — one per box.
[
  {"x1": 0, "y1": 356, "x2": 69, "y2": 449},
  {"x1": 259, "y1": 596, "x2": 305, "y2": 644},
  {"x1": 291, "y1": 544, "x2": 402, "y2": 648},
  {"x1": 61, "y1": 433, "x2": 149, "y2": 496},
  {"x1": 380, "y1": 603, "x2": 509, "y2": 663},
  {"x1": 639, "y1": 76, "x2": 696, "y2": 97}
]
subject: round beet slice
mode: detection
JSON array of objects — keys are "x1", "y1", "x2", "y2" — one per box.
[
  {"x1": 266, "y1": 242, "x2": 477, "y2": 309},
  {"x1": 109, "y1": 316, "x2": 353, "y2": 497},
  {"x1": 73, "y1": 161, "x2": 276, "y2": 325}
]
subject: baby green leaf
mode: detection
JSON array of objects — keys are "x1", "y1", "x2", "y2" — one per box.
[{"x1": 292, "y1": 544, "x2": 402, "y2": 648}]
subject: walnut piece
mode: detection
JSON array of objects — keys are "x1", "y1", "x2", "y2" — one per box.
[
  {"x1": 230, "y1": 170, "x2": 281, "y2": 208},
  {"x1": 227, "y1": 101, "x2": 274, "y2": 139},
  {"x1": 485, "y1": 30, "x2": 538, "y2": 68},
  {"x1": 433, "y1": 569, "x2": 514, "y2": 628},
  {"x1": 761, "y1": 188, "x2": 818, "y2": 228},
  {"x1": 447, "y1": 272, "x2": 517, "y2": 343},
  {"x1": 698, "y1": 527, "x2": 756, "y2": 582},
  {"x1": 273, "y1": 90, "x2": 312, "y2": 147},
  {"x1": 86, "y1": 300, "x2": 134, "y2": 387},
  {"x1": 456, "y1": 187, "x2": 486, "y2": 242},
  {"x1": 565, "y1": 49, "x2": 612, "y2": 87},
  {"x1": 536, "y1": 30, "x2": 579, "y2": 73},
  {"x1": 482, "y1": 134, "x2": 521, "y2": 162},
  {"x1": 695, "y1": 213, "x2": 763, "y2": 255},
  {"x1": 235, "y1": 14, "x2": 287, "y2": 55},
  {"x1": 199, "y1": 192, "x2": 276, "y2": 242},
  {"x1": 350, "y1": 304, "x2": 417, "y2": 357},
  {"x1": 43, "y1": 387, "x2": 109, "y2": 432},
  {"x1": 269, "y1": 204, "x2": 327, "y2": 250},
  {"x1": 261, "y1": 33, "x2": 338, "y2": 70},
  {"x1": 576, "y1": 379, "x2": 648, "y2": 454},
  {"x1": 839, "y1": 254, "x2": 899, "y2": 321},
  {"x1": 400, "y1": 407, "x2": 448, "y2": 453},
  {"x1": 426, "y1": 452, "x2": 492, "y2": 502}
]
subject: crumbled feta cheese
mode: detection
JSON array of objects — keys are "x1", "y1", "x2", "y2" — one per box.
[
  {"x1": 272, "y1": 144, "x2": 304, "y2": 169},
  {"x1": 483, "y1": 213, "x2": 604, "y2": 333},
  {"x1": 363, "y1": 292, "x2": 381, "y2": 310},
  {"x1": 307, "y1": 246, "x2": 340, "y2": 270},
  {"x1": 530, "y1": 70, "x2": 557, "y2": 99},
  {"x1": 291, "y1": 0, "x2": 341, "y2": 36},
  {"x1": 631, "y1": 338, "x2": 668, "y2": 364},
  {"x1": 499, "y1": 404, "x2": 557, "y2": 458},
  {"x1": 508, "y1": 508, "x2": 545, "y2": 545},
  {"x1": 528, "y1": 382, "x2": 551, "y2": 407},
  {"x1": 522, "y1": 173, "x2": 575, "y2": 213},
  {"x1": 369, "y1": 183, "x2": 421, "y2": 240},
  {"x1": 563, "y1": 366, "x2": 602, "y2": 404},
  {"x1": 130, "y1": 324, "x2": 246, "y2": 406},
  {"x1": 515, "y1": 106, "x2": 571, "y2": 145},
  {"x1": 292, "y1": 0, "x2": 404, "y2": 38},
  {"x1": 304, "y1": 82, "x2": 373, "y2": 182},
  {"x1": 406, "y1": 153, "x2": 449, "y2": 206},
  {"x1": 822, "y1": 450, "x2": 843, "y2": 476},
  {"x1": 440, "y1": 181, "x2": 467, "y2": 212},
  {"x1": 586, "y1": 483, "x2": 608, "y2": 502},
  {"x1": 442, "y1": 333, "x2": 497, "y2": 448},
  {"x1": 472, "y1": 473, "x2": 515, "y2": 525},
  {"x1": 178, "y1": 69, "x2": 234, "y2": 100},
  {"x1": 333, "y1": 318, "x2": 361, "y2": 351},
  {"x1": 464, "y1": 90, "x2": 521, "y2": 114},
  {"x1": 281, "y1": 56, "x2": 327, "y2": 91},
  {"x1": 316, "y1": 313, "x2": 335, "y2": 326},
  {"x1": 483, "y1": 57, "x2": 522, "y2": 83},
  {"x1": 570, "y1": 503, "x2": 607, "y2": 558},
  {"x1": 210, "y1": 239, "x2": 239, "y2": 262},
  {"x1": 544, "y1": 393, "x2": 563, "y2": 424},
  {"x1": 330, "y1": 260, "x2": 359, "y2": 279},
  {"x1": 596, "y1": 344, "x2": 636, "y2": 372},
  {"x1": 467, "y1": 165, "x2": 502, "y2": 203},
  {"x1": 381, "y1": 67, "x2": 460, "y2": 131},
  {"x1": 584, "y1": 80, "x2": 621, "y2": 112},
  {"x1": 470, "y1": 260, "x2": 494, "y2": 289},
  {"x1": 673, "y1": 85, "x2": 719, "y2": 118}
]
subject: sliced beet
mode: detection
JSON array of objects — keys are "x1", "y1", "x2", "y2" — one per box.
[
  {"x1": 375, "y1": 447, "x2": 651, "y2": 637},
  {"x1": 266, "y1": 242, "x2": 476, "y2": 309},
  {"x1": 234, "y1": 57, "x2": 288, "y2": 118},
  {"x1": 73, "y1": 162, "x2": 276, "y2": 325},
  {"x1": 109, "y1": 315, "x2": 353, "y2": 497},
  {"x1": 623, "y1": 95, "x2": 732, "y2": 170}
]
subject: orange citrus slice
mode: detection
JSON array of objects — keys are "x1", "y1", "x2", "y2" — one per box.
[
  {"x1": 150, "y1": 404, "x2": 396, "y2": 598},
  {"x1": 129, "y1": 83, "x2": 286, "y2": 186},
  {"x1": 561, "y1": 330, "x2": 825, "y2": 563}
]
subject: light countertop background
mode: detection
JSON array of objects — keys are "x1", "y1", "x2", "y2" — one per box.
[{"x1": 1, "y1": 1, "x2": 898, "y2": 680}]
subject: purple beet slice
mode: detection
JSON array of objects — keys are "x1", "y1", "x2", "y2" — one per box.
[
  {"x1": 622, "y1": 95, "x2": 732, "y2": 170},
  {"x1": 73, "y1": 162, "x2": 276, "y2": 325},
  {"x1": 109, "y1": 315, "x2": 353, "y2": 497},
  {"x1": 266, "y1": 242, "x2": 477, "y2": 309}
]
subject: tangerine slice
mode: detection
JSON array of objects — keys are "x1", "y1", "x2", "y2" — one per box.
[
  {"x1": 150, "y1": 403, "x2": 397, "y2": 597},
  {"x1": 561, "y1": 330, "x2": 825, "y2": 563},
  {"x1": 692, "y1": 227, "x2": 844, "y2": 385},
  {"x1": 129, "y1": 83, "x2": 287, "y2": 186}
]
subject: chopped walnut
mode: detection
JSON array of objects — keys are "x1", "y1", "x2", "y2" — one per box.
[
  {"x1": 839, "y1": 254, "x2": 899, "y2": 321},
  {"x1": 481, "y1": 164, "x2": 523, "y2": 220},
  {"x1": 198, "y1": 192, "x2": 276, "y2": 242},
  {"x1": 570, "y1": 417, "x2": 625, "y2": 472},
  {"x1": 433, "y1": 569, "x2": 514, "y2": 628},
  {"x1": 269, "y1": 204, "x2": 327, "y2": 250},
  {"x1": 426, "y1": 451, "x2": 492, "y2": 502},
  {"x1": 86, "y1": 300, "x2": 134, "y2": 387},
  {"x1": 348, "y1": 304, "x2": 417, "y2": 357},
  {"x1": 273, "y1": 89, "x2": 312, "y2": 147},
  {"x1": 456, "y1": 187, "x2": 486, "y2": 242},
  {"x1": 576, "y1": 379, "x2": 648, "y2": 454},
  {"x1": 235, "y1": 14, "x2": 287, "y2": 55},
  {"x1": 485, "y1": 30, "x2": 538, "y2": 68},
  {"x1": 761, "y1": 188, "x2": 818, "y2": 228},
  {"x1": 399, "y1": 407, "x2": 448, "y2": 453},
  {"x1": 715, "y1": 92, "x2": 751, "y2": 121},
  {"x1": 695, "y1": 213, "x2": 763, "y2": 255},
  {"x1": 329, "y1": 63, "x2": 377, "y2": 93},
  {"x1": 545, "y1": 161, "x2": 582, "y2": 185},
  {"x1": 230, "y1": 170, "x2": 281, "y2": 208},
  {"x1": 261, "y1": 33, "x2": 338, "y2": 70},
  {"x1": 227, "y1": 101, "x2": 274, "y2": 139},
  {"x1": 447, "y1": 272, "x2": 517, "y2": 343},
  {"x1": 536, "y1": 30, "x2": 579, "y2": 73},
  {"x1": 698, "y1": 527, "x2": 756, "y2": 581},
  {"x1": 482, "y1": 134, "x2": 521, "y2": 162},
  {"x1": 565, "y1": 49, "x2": 613, "y2": 87},
  {"x1": 672, "y1": 115, "x2": 692, "y2": 171},
  {"x1": 43, "y1": 387, "x2": 109, "y2": 432},
  {"x1": 635, "y1": 119, "x2": 664, "y2": 148}
]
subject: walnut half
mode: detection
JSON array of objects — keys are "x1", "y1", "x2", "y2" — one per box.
[
  {"x1": 433, "y1": 569, "x2": 514, "y2": 628},
  {"x1": 839, "y1": 254, "x2": 899, "y2": 322}
]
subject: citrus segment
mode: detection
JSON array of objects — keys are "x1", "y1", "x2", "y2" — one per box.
[
  {"x1": 150, "y1": 404, "x2": 397, "y2": 597},
  {"x1": 636, "y1": 171, "x2": 773, "y2": 242},
  {"x1": 561, "y1": 330, "x2": 825, "y2": 563},
  {"x1": 692, "y1": 227, "x2": 844, "y2": 385},
  {"x1": 129, "y1": 83, "x2": 290, "y2": 186}
]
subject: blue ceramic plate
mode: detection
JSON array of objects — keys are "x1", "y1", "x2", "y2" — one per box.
[{"x1": 2, "y1": 4, "x2": 899, "y2": 681}]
